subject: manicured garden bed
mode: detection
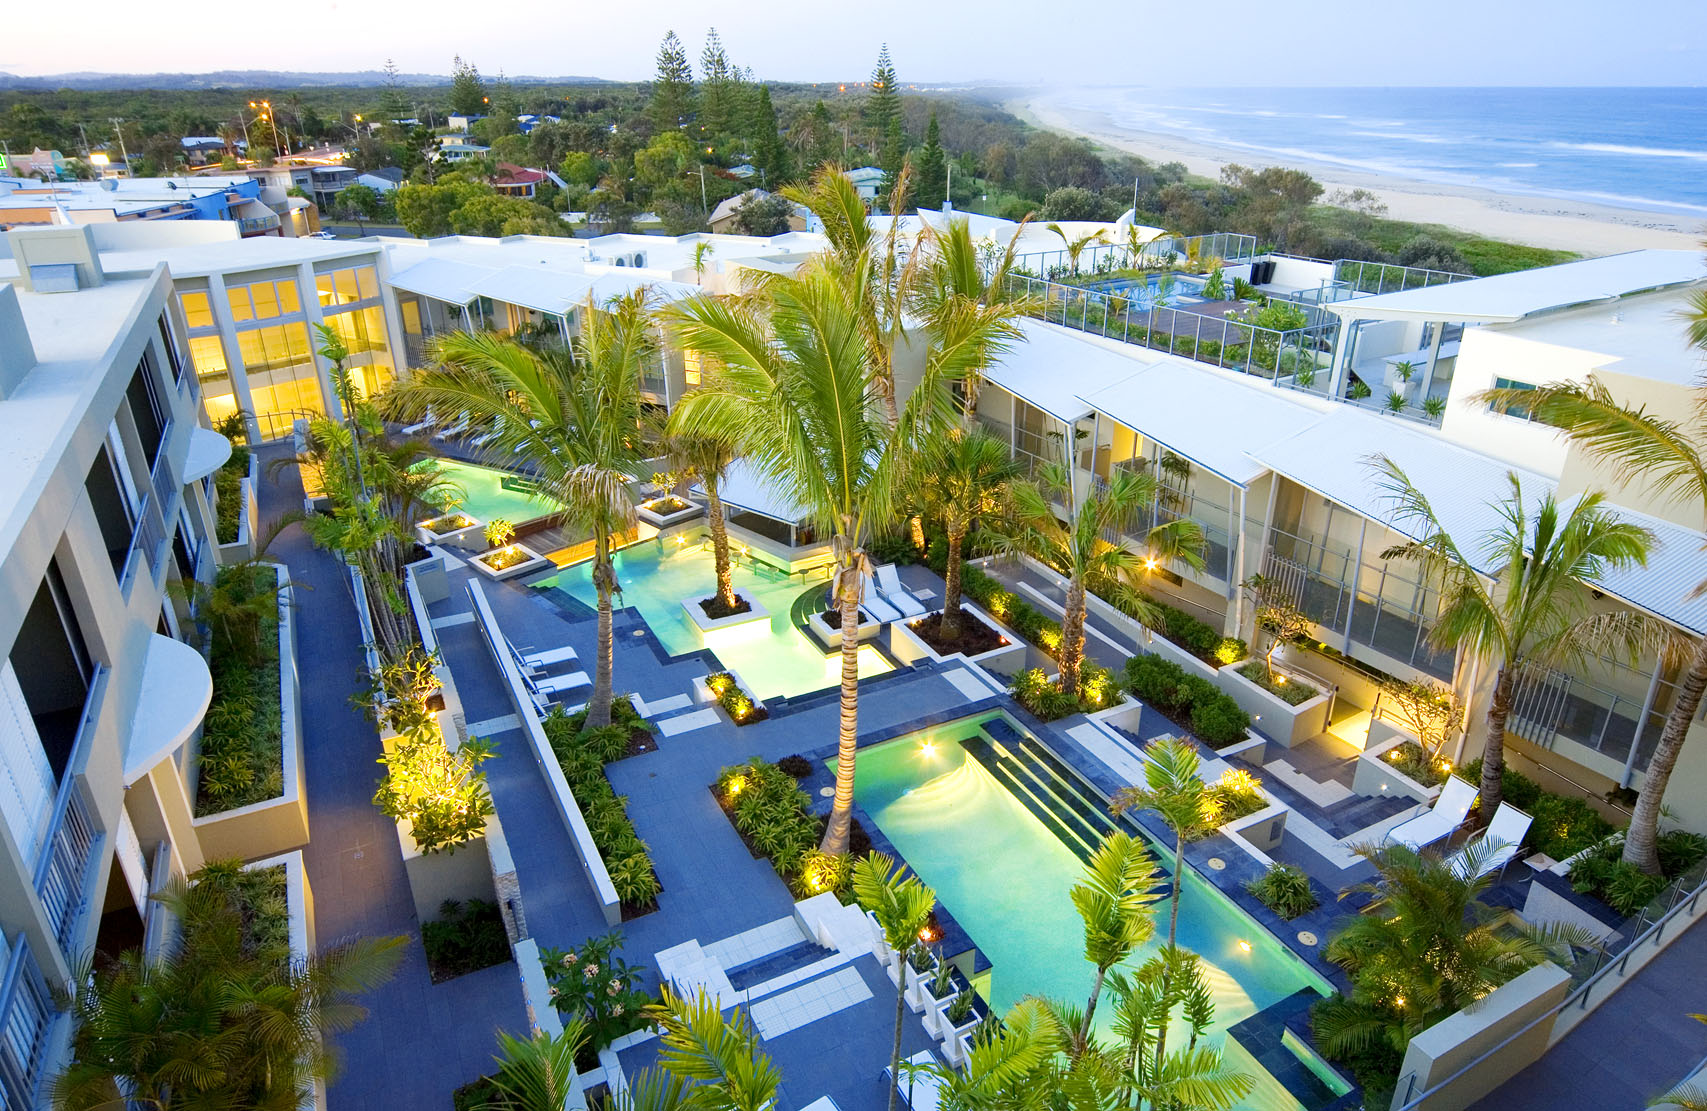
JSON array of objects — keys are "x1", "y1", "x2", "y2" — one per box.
[
  {"x1": 1123, "y1": 653, "x2": 1252, "y2": 747},
  {"x1": 213, "y1": 441, "x2": 251, "y2": 545},
  {"x1": 195, "y1": 564, "x2": 285, "y2": 816},
  {"x1": 422, "y1": 897, "x2": 510, "y2": 982},
  {"x1": 713, "y1": 757, "x2": 870, "y2": 897},
  {"x1": 542, "y1": 702, "x2": 661, "y2": 915},
  {"x1": 1236, "y1": 661, "x2": 1319, "y2": 705},
  {"x1": 698, "y1": 593, "x2": 753, "y2": 620},
  {"x1": 706, "y1": 671, "x2": 768, "y2": 725},
  {"x1": 908, "y1": 609, "x2": 1009, "y2": 658}
]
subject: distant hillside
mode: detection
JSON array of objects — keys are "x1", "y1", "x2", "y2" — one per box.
[{"x1": 0, "y1": 69, "x2": 616, "y2": 91}]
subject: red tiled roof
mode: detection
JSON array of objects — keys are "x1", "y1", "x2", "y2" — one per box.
[{"x1": 494, "y1": 162, "x2": 547, "y2": 185}]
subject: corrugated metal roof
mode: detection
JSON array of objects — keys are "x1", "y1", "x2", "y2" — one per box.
[
  {"x1": 699, "y1": 460, "x2": 805, "y2": 521},
  {"x1": 1326, "y1": 250, "x2": 1706, "y2": 325},
  {"x1": 981, "y1": 321, "x2": 1131, "y2": 424},
  {"x1": 387, "y1": 257, "x2": 493, "y2": 305},
  {"x1": 467, "y1": 266, "x2": 596, "y2": 314}
]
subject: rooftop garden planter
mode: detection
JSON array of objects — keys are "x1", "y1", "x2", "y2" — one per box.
[
  {"x1": 470, "y1": 542, "x2": 553, "y2": 581},
  {"x1": 213, "y1": 448, "x2": 259, "y2": 565},
  {"x1": 192, "y1": 562, "x2": 309, "y2": 861},
  {"x1": 415, "y1": 510, "x2": 483, "y2": 550},
  {"x1": 542, "y1": 703, "x2": 663, "y2": 917},
  {"x1": 698, "y1": 670, "x2": 769, "y2": 725},
  {"x1": 887, "y1": 601, "x2": 1028, "y2": 677},
  {"x1": 635, "y1": 495, "x2": 704, "y2": 529},
  {"x1": 1217, "y1": 660, "x2": 1331, "y2": 748},
  {"x1": 808, "y1": 604, "x2": 884, "y2": 648},
  {"x1": 1122, "y1": 653, "x2": 1253, "y2": 749},
  {"x1": 681, "y1": 592, "x2": 768, "y2": 636},
  {"x1": 1354, "y1": 724, "x2": 1448, "y2": 805}
]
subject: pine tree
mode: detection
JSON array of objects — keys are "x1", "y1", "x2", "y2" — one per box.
[
  {"x1": 807, "y1": 100, "x2": 839, "y2": 168},
  {"x1": 651, "y1": 31, "x2": 696, "y2": 133},
  {"x1": 698, "y1": 28, "x2": 733, "y2": 137},
  {"x1": 865, "y1": 45, "x2": 901, "y2": 146},
  {"x1": 491, "y1": 70, "x2": 520, "y2": 134},
  {"x1": 750, "y1": 85, "x2": 791, "y2": 188},
  {"x1": 450, "y1": 56, "x2": 486, "y2": 117},
  {"x1": 914, "y1": 110, "x2": 947, "y2": 211},
  {"x1": 378, "y1": 59, "x2": 409, "y2": 127}
]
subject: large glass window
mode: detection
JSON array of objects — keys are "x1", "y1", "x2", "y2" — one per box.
[
  {"x1": 316, "y1": 265, "x2": 379, "y2": 309},
  {"x1": 238, "y1": 322, "x2": 325, "y2": 437},
  {"x1": 10, "y1": 560, "x2": 94, "y2": 778},
  {"x1": 322, "y1": 305, "x2": 395, "y2": 400},
  {"x1": 188, "y1": 335, "x2": 238, "y2": 425},
  {"x1": 227, "y1": 278, "x2": 301, "y2": 323},
  {"x1": 180, "y1": 291, "x2": 215, "y2": 330},
  {"x1": 86, "y1": 446, "x2": 137, "y2": 575}
]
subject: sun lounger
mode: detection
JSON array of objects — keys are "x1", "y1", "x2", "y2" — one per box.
[
  {"x1": 435, "y1": 414, "x2": 472, "y2": 440},
  {"x1": 858, "y1": 574, "x2": 903, "y2": 624},
  {"x1": 874, "y1": 563, "x2": 927, "y2": 618},
  {"x1": 1384, "y1": 774, "x2": 1477, "y2": 850},
  {"x1": 1448, "y1": 802, "x2": 1532, "y2": 880},
  {"x1": 399, "y1": 408, "x2": 436, "y2": 436},
  {"x1": 525, "y1": 669, "x2": 591, "y2": 697},
  {"x1": 470, "y1": 422, "x2": 502, "y2": 448},
  {"x1": 883, "y1": 1050, "x2": 943, "y2": 1111},
  {"x1": 510, "y1": 641, "x2": 580, "y2": 671}
]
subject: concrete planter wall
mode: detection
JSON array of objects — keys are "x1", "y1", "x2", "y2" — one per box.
[
  {"x1": 214, "y1": 453, "x2": 260, "y2": 566},
  {"x1": 416, "y1": 512, "x2": 485, "y2": 551},
  {"x1": 192, "y1": 563, "x2": 309, "y2": 861},
  {"x1": 806, "y1": 606, "x2": 884, "y2": 648},
  {"x1": 885, "y1": 602, "x2": 1029, "y2": 679},
  {"x1": 245, "y1": 851, "x2": 321, "y2": 1111},
  {"x1": 1354, "y1": 721, "x2": 1444, "y2": 804},
  {"x1": 470, "y1": 543, "x2": 554, "y2": 581},
  {"x1": 1217, "y1": 662, "x2": 1331, "y2": 748},
  {"x1": 692, "y1": 669, "x2": 768, "y2": 725},
  {"x1": 635, "y1": 497, "x2": 704, "y2": 529}
]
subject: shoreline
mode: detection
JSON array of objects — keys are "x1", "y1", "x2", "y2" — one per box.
[{"x1": 1013, "y1": 93, "x2": 1705, "y2": 256}]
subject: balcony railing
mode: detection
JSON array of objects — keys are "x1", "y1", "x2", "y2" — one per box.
[
  {"x1": 1509, "y1": 660, "x2": 1674, "y2": 775},
  {"x1": 149, "y1": 421, "x2": 177, "y2": 517},
  {"x1": 237, "y1": 213, "x2": 280, "y2": 235},
  {"x1": 120, "y1": 494, "x2": 169, "y2": 597},
  {"x1": 0, "y1": 934, "x2": 56, "y2": 1110},
  {"x1": 34, "y1": 666, "x2": 106, "y2": 955}
]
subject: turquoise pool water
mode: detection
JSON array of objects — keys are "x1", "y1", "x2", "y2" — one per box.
[
  {"x1": 432, "y1": 459, "x2": 561, "y2": 524},
  {"x1": 535, "y1": 541, "x2": 890, "y2": 700},
  {"x1": 851, "y1": 711, "x2": 1328, "y2": 1109}
]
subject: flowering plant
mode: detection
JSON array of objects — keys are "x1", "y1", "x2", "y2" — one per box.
[{"x1": 538, "y1": 931, "x2": 653, "y2": 1049}]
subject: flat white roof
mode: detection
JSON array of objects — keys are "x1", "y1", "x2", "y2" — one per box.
[
  {"x1": 1327, "y1": 250, "x2": 1706, "y2": 325},
  {"x1": 982, "y1": 320, "x2": 1135, "y2": 425},
  {"x1": 1489, "y1": 285, "x2": 1705, "y2": 387},
  {"x1": 703, "y1": 459, "x2": 805, "y2": 521}
]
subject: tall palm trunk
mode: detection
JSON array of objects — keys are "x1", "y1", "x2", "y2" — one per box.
[
  {"x1": 1625, "y1": 638, "x2": 1707, "y2": 874},
  {"x1": 1148, "y1": 829, "x2": 1187, "y2": 1091},
  {"x1": 822, "y1": 560, "x2": 861, "y2": 854},
  {"x1": 888, "y1": 945, "x2": 909, "y2": 1111},
  {"x1": 1060, "y1": 579, "x2": 1088, "y2": 696},
  {"x1": 1079, "y1": 964, "x2": 1108, "y2": 1050},
  {"x1": 705, "y1": 474, "x2": 736, "y2": 611},
  {"x1": 1478, "y1": 664, "x2": 1516, "y2": 818},
  {"x1": 939, "y1": 525, "x2": 966, "y2": 641},
  {"x1": 588, "y1": 532, "x2": 615, "y2": 730}
]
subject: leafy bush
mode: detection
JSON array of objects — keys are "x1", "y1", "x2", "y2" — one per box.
[
  {"x1": 1569, "y1": 831, "x2": 1707, "y2": 917},
  {"x1": 1010, "y1": 664, "x2": 1119, "y2": 722},
  {"x1": 539, "y1": 932, "x2": 655, "y2": 1050},
  {"x1": 1207, "y1": 769, "x2": 1269, "y2": 826},
  {"x1": 1247, "y1": 863, "x2": 1318, "y2": 919},
  {"x1": 776, "y1": 754, "x2": 815, "y2": 780},
  {"x1": 1235, "y1": 661, "x2": 1318, "y2": 705},
  {"x1": 195, "y1": 565, "x2": 285, "y2": 815},
  {"x1": 1381, "y1": 741, "x2": 1448, "y2": 788},
  {"x1": 866, "y1": 532, "x2": 921, "y2": 567},
  {"x1": 715, "y1": 758, "x2": 837, "y2": 896},
  {"x1": 706, "y1": 671, "x2": 767, "y2": 724},
  {"x1": 1191, "y1": 697, "x2": 1254, "y2": 747},
  {"x1": 373, "y1": 730, "x2": 496, "y2": 855},
  {"x1": 422, "y1": 898, "x2": 509, "y2": 981},
  {"x1": 1120, "y1": 654, "x2": 1251, "y2": 747},
  {"x1": 1212, "y1": 637, "x2": 1248, "y2": 665},
  {"x1": 542, "y1": 707, "x2": 661, "y2": 911}
]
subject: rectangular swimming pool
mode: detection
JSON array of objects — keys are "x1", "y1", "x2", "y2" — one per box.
[
  {"x1": 431, "y1": 459, "x2": 561, "y2": 525},
  {"x1": 534, "y1": 540, "x2": 890, "y2": 700},
  {"x1": 850, "y1": 710, "x2": 1331, "y2": 1110}
]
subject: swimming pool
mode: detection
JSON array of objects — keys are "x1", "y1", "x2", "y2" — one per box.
[
  {"x1": 431, "y1": 459, "x2": 561, "y2": 525},
  {"x1": 1086, "y1": 273, "x2": 1207, "y2": 310},
  {"x1": 851, "y1": 711, "x2": 1331, "y2": 1109},
  {"x1": 535, "y1": 540, "x2": 891, "y2": 700}
]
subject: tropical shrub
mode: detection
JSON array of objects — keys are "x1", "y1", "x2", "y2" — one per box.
[
  {"x1": 542, "y1": 708, "x2": 660, "y2": 911},
  {"x1": 422, "y1": 898, "x2": 510, "y2": 981},
  {"x1": 1236, "y1": 660, "x2": 1318, "y2": 705},
  {"x1": 706, "y1": 671, "x2": 767, "y2": 724},
  {"x1": 1206, "y1": 769, "x2": 1269, "y2": 827},
  {"x1": 373, "y1": 730, "x2": 496, "y2": 855},
  {"x1": 1202, "y1": 268, "x2": 1227, "y2": 300},
  {"x1": 196, "y1": 566, "x2": 285, "y2": 814},
  {"x1": 1247, "y1": 863, "x2": 1318, "y2": 919},
  {"x1": 538, "y1": 932, "x2": 654, "y2": 1050},
  {"x1": 1011, "y1": 663, "x2": 1120, "y2": 722},
  {"x1": 1381, "y1": 740, "x2": 1449, "y2": 788},
  {"x1": 1121, "y1": 654, "x2": 1251, "y2": 746},
  {"x1": 714, "y1": 758, "x2": 848, "y2": 896},
  {"x1": 1568, "y1": 831, "x2": 1707, "y2": 917},
  {"x1": 1459, "y1": 758, "x2": 1616, "y2": 860}
]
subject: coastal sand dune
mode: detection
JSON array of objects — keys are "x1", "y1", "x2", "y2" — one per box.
[{"x1": 1018, "y1": 93, "x2": 1704, "y2": 257}]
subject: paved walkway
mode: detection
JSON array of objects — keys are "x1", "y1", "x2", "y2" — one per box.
[
  {"x1": 1473, "y1": 915, "x2": 1707, "y2": 1110},
  {"x1": 258, "y1": 449, "x2": 527, "y2": 1110}
]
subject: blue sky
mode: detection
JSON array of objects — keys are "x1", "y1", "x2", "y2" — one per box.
[{"x1": 5, "y1": 0, "x2": 1706, "y2": 83}]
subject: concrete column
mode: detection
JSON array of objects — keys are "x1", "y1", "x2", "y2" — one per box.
[
  {"x1": 204, "y1": 273, "x2": 259, "y2": 442},
  {"x1": 296, "y1": 262, "x2": 337, "y2": 419},
  {"x1": 1418, "y1": 320, "x2": 1447, "y2": 409},
  {"x1": 1229, "y1": 483, "x2": 1248, "y2": 635},
  {"x1": 1620, "y1": 657, "x2": 1668, "y2": 786},
  {"x1": 1341, "y1": 516, "x2": 1368, "y2": 651}
]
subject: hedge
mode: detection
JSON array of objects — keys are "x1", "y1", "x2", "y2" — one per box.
[{"x1": 1123, "y1": 653, "x2": 1251, "y2": 747}]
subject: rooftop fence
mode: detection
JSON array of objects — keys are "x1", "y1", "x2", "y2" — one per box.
[{"x1": 1014, "y1": 232, "x2": 1260, "y2": 283}]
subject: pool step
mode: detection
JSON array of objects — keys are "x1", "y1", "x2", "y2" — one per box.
[{"x1": 962, "y1": 736, "x2": 1099, "y2": 864}]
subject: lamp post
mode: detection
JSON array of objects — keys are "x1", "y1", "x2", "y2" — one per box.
[
  {"x1": 109, "y1": 118, "x2": 130, "y2": 175},
  {"x1": 250, "y1": 101, "x2": 284, "y2": 159}
]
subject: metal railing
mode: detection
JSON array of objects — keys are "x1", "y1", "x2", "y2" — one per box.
[
  {"x1": 1014, "y1": 232, "x2": 1261, "y2": 280},
  {"x1": 237, "y1": 213, "x2": 281, "y2": 235},
  {"x1": 34, "y1": 666, "x2": 106, "y2": 955},
  {"x1": 0, "y1": 933, "x2": 56, "y2": 1110},
  {"x1": 119, "y1": 493, "x2": 164, "y2": 595},
  {"x1": 1003, "y1": 273, "x2": 1339, "y2": 389},
  {"x1": 1510, "y1": 660, "x2": 1673, "y2": 774},
  {"x1": 149, "y1": 422, "x2": 177, "y2": 517},
  {"x1": 1392, "y1": 859, "x2": 1707, "y2": 1109},
  {"x1": 1329, "y1": 258, "x2": 1475, "y2": 298}
]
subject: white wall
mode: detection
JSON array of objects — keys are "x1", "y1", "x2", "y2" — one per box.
[{"x1": 1437, "y1": 328, "x2": 1603, "y2": 476}]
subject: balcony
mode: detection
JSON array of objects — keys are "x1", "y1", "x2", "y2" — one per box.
[
  {"x1": 238, "y1": 213, "x2": 281, "y2": 236},
  {"x1": 35, "y1": 666, "x2": 107, "y2": 957},
  {"x1": 0, "y1": 934, "x2": 57, "y2": 1109},
  {"x1": 121, "y1": 635, "x2": 212, "y2": 789},
  {"x1": 1509, "y1": 661, "x2": 1675, "y2": 778}
]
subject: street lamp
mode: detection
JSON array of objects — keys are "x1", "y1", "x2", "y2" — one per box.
[{"x1": 250, "y1": 100, "x2": 283, "y2": 159}]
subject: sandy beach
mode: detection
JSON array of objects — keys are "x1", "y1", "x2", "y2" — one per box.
[{"x1": 1016, "y1": 92, "x2": 1705, "y2": 256}]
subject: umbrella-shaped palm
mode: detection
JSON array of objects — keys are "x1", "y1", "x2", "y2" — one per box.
[
  {"x1": 852, "y1": 852, "x2": 938, "y2": 1111},
  {"x1": 666, "y1": 258, "x2": 995, "y2": 854},
  {"x1": 1046, "y1": 222, "x2": 1109, "y2": 277},
  {"x1": 490, "y1": 1020, "x2": 589, "y2": 1111},
  {"x1": 1477, "y1": 368, "x2": 1707, "y2": 875},
  {"x1": 662, "y1": 421, "x2": 741, "y2": 613},
  {"x1": 1070, "y1": 831, "x2": 1164, "y2": 1048},
  {"x1": 1374, "y1": 458, "x2": 1653, "y2": 817},
  {"x1": 918, "y1": 429, "x2": 1020, "y2": 641},
  {"x1": 1003, "y1": 462, "x2": 1207, "y2": 697},
  {"x1": 911, "y1": 215, "x2": 1035, "y2": 420},
  {"x1": 387, "y1": 292, "x2": 657, "y2": 729}
]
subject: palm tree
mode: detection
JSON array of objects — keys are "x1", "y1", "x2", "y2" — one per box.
[
  {"x1": 387, "y1": 292, "x2": 656, "y2": 729},
  {"x1": 626, "y1": 987, "x2": 781, "y2": 1111},
  {"x1": 911, "y1": 215, "x2": 1035, "y2": 421},
  {"x1": 1477, "y1": 373, "x2": 1707, "y2": 876},
  {"x1": 852, "y1": 853, "x2": 938, "y2": 1111},
  {"x1": 1003, "y1": 462, "x2": 1206, "y2": 697},
  {"x1": 1046, "y1": 222, "x2": 1108, "y2": 277},
  {"x1": 490, "y1": 1020, "x2": 589, "y2": 1111},
  {"x1": 1105, "y1": 950, "x2": 1253, "y2": 1111},
  {"x1": 53, "y1": 862, "x2": 404, "y2": 1110},
  {"x1": 919, "y1": 429, "x2": 1020, "y2": 641},
  {"x1": 1069, "y1": 831, "x2": 1163, "y2": 1049},
  {"x1": 663, "y1": 422, "x2": 741, "y2": 613},
  {"x1": 1314, "y1": 840, "x2": 1592, "y2": 1069},
  {"x1": 666, "y1": 258, "x2": 997, "y2": 854},
  {"x1": 692, "y1": 240, "x2": 715, "y2": 283},
  {"x1": 913, "y1": 998, "x2": 1067, "y2": 1110},
  {"x1": 1648, "y1": 1015, "x2": 1707, "y2": 1109},
  {"x1": 1375, "y1": 458, "x2": 1654, "y2": 816}
]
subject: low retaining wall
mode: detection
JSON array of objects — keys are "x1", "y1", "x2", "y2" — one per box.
[
  {"x1": 213, "y1": 454, "x2": 259, "y2": 565},
  {"x1": 1392, "y1": 963, "x2": 1572, "y2": 1111},
  {"x1": 1217, "y1": 662, "x2": 1331, "y2": 748},
  {"x1": 885, "y1": 601, "x2": 1029, "y2": 678},
  {"x1": 246, "y1": 850, "x2": 322, "y2": 1111},
  {"x1": 192, "y1": 562, "x2": 309, "y2": 860}
]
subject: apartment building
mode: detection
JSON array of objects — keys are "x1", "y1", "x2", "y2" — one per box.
[
  {"x1": 975, "y1": 249, "x2": 1707, "y2": 828},
  {"x1": 0, "y1": 225, "x2": 230, "y2": 1105}
]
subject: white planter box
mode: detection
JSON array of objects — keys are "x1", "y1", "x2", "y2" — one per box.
[
  {"x1": 903, "y1": 958, "x2": 938, "y2": 1013},
  {"x1": 416, "y1": 511, "x2": 484, "y2": 550},
  {"x1": 681, "y1": 593, "x2": 769, "y2": 637},
  {"x1": 469, "y1": 543, "x2": 553, "y2": 581},
  {"x1": 214, "y1": 453, "x2": 260, "y2": 566},
  {"x1": 244, "y1": 851, "x2": 321, "y2": 1111},
  {"x1": 1216, "y1": 661, "x2": 1331, "y2": 747},
  {"x1": 886, "y1": 602, "x2": 1028, "y2": 678},
  {"x1": 1354, "y1": 723, "x2": 1445, "y2": 804},
  {"x1": 807, "y1": 606, "x2": 884, "y2": 648},
  {"x1": 636, "y1": 497, "x2": 704, "y2": 529},
  {"x1": 691, "y1": 669, "x2": 768, "y2": 724}
]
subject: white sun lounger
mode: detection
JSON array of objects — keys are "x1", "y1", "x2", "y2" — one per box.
[
  {"x1": 874, "y1": 563, "x2": 927, "y2": 618},
  {"x1": 883, "y1": 1050, "x2": 943, "y2": 1111},
  {"x1": 470, "y1": 422, "x2": 502, "y2": 448},
  {"x1": 436, "y1": 414, "x2": 472, "y2": 440},
  {"x1": 1449, "y1": 802, "x2": 1532, "y2": 880},
  {"x1": 526, "y1": 669, "x2": 590, "y2": 697},
  {"x1": 858, "y1": 575, "x2": 903, "y2": 624},
  {"x1": 509, "y1": 639, "x2": 579, "y2": 671},
  {"x1": 399, "y1": 408, "x2": 436, "y2": 436},
  {"x1": 1385, "y1": 774, "x2": 1477, "y2": 850}
]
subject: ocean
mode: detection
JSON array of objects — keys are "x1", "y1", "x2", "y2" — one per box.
[{"x1": 1055, "y1": 87, "x2": 1707, "y2": 217}]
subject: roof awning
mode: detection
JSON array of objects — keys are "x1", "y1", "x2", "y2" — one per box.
[{"x1": 181, "y1": 426, "x2": 233, "y2": 484}]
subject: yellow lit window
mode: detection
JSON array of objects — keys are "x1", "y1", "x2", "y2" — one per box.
[
  {"x1": 226, "y1": 286, "x2": 253, "y2": 323},
  {"x1": 180, "y1": 291, "x2": 214, "y2": 330},
  {"x1": 683, "y1": 349, "x2": 704, "y2": 387}
]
